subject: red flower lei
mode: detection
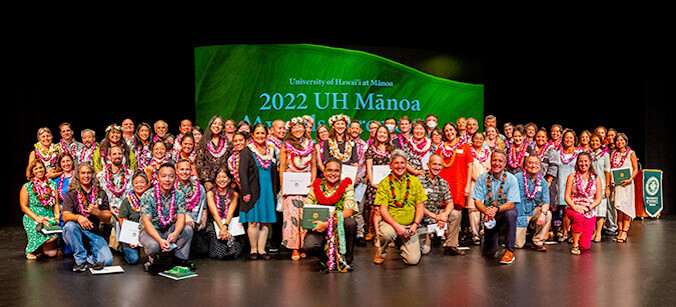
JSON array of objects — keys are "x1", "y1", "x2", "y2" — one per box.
[
  {"x1": 312, "y1": 177, "x2": 352, "y2": 210},
  {"x1": 389, "y1": 174, "x2": 411, "y2": 208}
]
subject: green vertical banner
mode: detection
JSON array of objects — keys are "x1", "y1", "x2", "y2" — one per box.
[
  {"x1": 194, "y1": 44, "x2": 484, "y2": 137},
  {"x1": 642, "y1": 170, "x2": 663, "y2": 217}
]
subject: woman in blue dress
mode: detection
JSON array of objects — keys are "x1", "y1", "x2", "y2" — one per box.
[
  {"x1": 555, "y1": 129, "x2": 580, "y2": 242},
  {"x1": 238, "y1": 123, "x2": 280, "y2": 260}
]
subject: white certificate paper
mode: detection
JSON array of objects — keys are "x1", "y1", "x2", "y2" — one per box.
[
  {"x1": 118, "y1": 220, "x2": 141, "y2": 246},
  {"x1": 214, "y1": 216, "x2": 246, "y2": 237},
  {"x1": 341, "y1": 164, "x2": 358, "y2": 183},
  {"x1": 372, "y1": 165, "x2": 391, "y2": 184},
  {"x1": 283, "y1": 172, "x2": 312, "y2": 195}
]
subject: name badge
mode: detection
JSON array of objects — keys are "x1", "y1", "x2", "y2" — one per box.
[
  {"x1": 424, "y1": 188, "x2": 434, "y2": 196},
  {"x1": 456, "y1": 149, "x2": 463, "y2": 154},
  {"x1": 536, "y1": 186, "x2": 542, "y2": 192}
]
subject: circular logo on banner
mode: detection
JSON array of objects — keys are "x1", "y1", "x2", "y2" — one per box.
[{"x1": 646, "y1": 177, "x2": 660, "y2": 196}]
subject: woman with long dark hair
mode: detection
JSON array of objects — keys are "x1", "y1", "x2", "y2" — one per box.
[
  {"x1": 195, "y1": 116, "x2": 229, "y2": 191},
  {"x1": 564, "y1": 152, "x2": 603, "y2": 254}
]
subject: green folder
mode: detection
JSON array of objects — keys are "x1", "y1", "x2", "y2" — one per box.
[
  {"x1": 611, "y1": 167, "x2": 632, "y2": 186},
  {"x1": 302, "y1": 206, "x2": 331, "y2": 230}
]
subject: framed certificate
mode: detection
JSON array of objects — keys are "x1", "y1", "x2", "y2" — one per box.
[
  {"x1": 282, "y1": 172, "x2": 312, "y2": 195},
  {"x1": 372, "y1": 165, "x2": 391, "y2": 184},
  {"x1": 611, "y1": 167, "x2": 632, "y2": 186}
]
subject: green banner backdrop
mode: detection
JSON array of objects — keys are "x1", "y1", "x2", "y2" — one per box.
[{"x1": 194, "y1": 44, "x2": 484, "y2": 137}]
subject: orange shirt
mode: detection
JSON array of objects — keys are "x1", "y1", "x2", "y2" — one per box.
[{"x1": 437, "y1": 142, "x2": 472, "y2": 207}]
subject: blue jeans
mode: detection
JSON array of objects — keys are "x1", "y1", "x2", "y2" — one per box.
[
  {"x1": 121, "y1": 243, "x2": 140, "y2": 264},
  {"x1": 62, "y1": 221, "x2": 113, "y2": 266}
]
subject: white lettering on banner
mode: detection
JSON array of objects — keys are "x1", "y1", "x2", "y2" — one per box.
[{"x1": 260, "y1": 92, "x2": 421, "y2": 112}]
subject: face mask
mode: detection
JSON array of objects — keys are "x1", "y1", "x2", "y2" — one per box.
[
  {"x1": 427, "y1": 121, "x2": 437, "y2": 129},
  {"x1": 385, "y1": 124, "x2": 396, "y2": 133}
]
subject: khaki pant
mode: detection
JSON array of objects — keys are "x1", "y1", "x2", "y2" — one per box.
[
  {"x1": 442, "y1": 208, "x2": 463, "y2": 247},
  {"x1": 515, "y1": 207, "x2": 552, "y2": 248},
  {"x1": 378, "y1": 222, "x2": 421, "y2": 265}
]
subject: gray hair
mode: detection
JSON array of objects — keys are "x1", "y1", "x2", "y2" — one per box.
[
  {"x1": 390, "y1": 149, "x2": 407, "y2": 162},
  {"x1": 81, "y1": 128, "x2": 96, "y2": 138}
]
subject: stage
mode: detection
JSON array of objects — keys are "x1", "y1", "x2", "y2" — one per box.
[{"x1": 1, "y1": 218, "x2": 674, "y2": 306}]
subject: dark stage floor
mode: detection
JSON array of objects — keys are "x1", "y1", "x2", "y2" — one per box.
[{"x1": 1, "y1": 218, "x2": 675, "y2": 306}]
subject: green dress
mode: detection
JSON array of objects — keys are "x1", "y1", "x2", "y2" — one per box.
[{"x1": 22, "y1": 182, "x2": 57, "y2": 255}]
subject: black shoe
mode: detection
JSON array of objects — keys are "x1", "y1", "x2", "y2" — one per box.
[
  {"x1": 72, "y1": 263, "x2": 87, "y2": 272},
  {"x1": 249, "y1": 253, "x2": 259, "y2": 260},
  {"x1": 143, "y1": 261, "x2": 153, "y2": 272},
  {"x1": 356, "y1": 237, "x2": 367, "y2": 247},
  {"x1": 259, "y1": 253, "x2": 271, "y2": 260},
  {"x1": 91, "y1": 262, "x2": 104, "y2": 270},
  {"x1": 444, "y1": 246, "x2": 466, "y2": 256}
]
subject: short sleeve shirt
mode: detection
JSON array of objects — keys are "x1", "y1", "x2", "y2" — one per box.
[
  {"x1": 140, "y1": 187, "x2": 186, "y2": 230},
  {"x1": 375, "y1": 174, "x2": 428, "y2": 225},
  {"x1": 471, "y1": 171, "x2": 520, "y2": 208}
]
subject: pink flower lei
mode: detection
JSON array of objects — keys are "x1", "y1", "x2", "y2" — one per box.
[
  {"x1": 154, "y1": 184, "x2": 177, "y2": 228},
  {"x1": 176, "y1": 177, "x2": 201, "y2": 211},
  {"x1": 611, "y1": 148, "x2": 632, "y2": 168},
  {"x1": 127, "y1": 190, "x2": 142, "y2": 212},
  {"x1": 76, "y1": 187, "x2": 98, "y2": 218},
  {"x1": 103, "y1": 164, "x2": 129, "y2": 198},
  {"x1": 34, "y1": 143, "x2": 59, "y2": 166},
  {"x1": 59, "y1": 139, "x2": 78, "y2": 156},
  {"x1": 408, "y1": 137, "x2": 432, "y2": 156},
  {"x1": 370, "y1": 144, "x2": 390, "y2": 158},
  {"x1": 206, "y1": 136, "x2": 228, "y2": 158},
  {"x1": 522, "y1": 169, "x2": 542, "y2": 200},
  {"x1": 284, "y1": 138, "x2": 315, "y2": 157},
  {"x1": 267, "y1": 137, "x2": 283, "y2": 149},
  {"x1": 439, "y1": 139, "x2": 461, "y2": 159},
  {"x1": 31, "y1": 178, "x2": 56, "y2": 207},
  {"x1": 79, "y1": 142, "x2": 98, "y2": 163},
  {"x1": 228, "y1": 151, "x2": 240, "y2": 183},
  {"x1": 573, "y1": 171, "x2": 596, "y2": 198},
  {"x1": 248, "y1": 141, "x2": 273, "y2": 169},
  {"x1": 559, "y1": 147, "x2": 580, "y2": 165},
  {"x1": 508, "y1": 142, "x2": 528, "y2": 169},
  {"x1": 471, "y1": 146, "x2": 490, "y2": 163}
]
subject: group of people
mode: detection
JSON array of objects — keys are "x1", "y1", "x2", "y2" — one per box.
[{"x1": 20, "y1": 113, "x2": 639, "y2": 272}]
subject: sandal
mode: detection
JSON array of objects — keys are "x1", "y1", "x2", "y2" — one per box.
[
  {"x1": 291, "y1": 250, "x2": 300, "y2": 261},
  {"x1": 614, "y1": 230, "x2": 628, "y2": 243},
  {"x1": 26, "y1": 253, "x2": 38, "y2": 260},
  {"x1": 571, "y1": 246, "x2": 581, "y2": 255}
]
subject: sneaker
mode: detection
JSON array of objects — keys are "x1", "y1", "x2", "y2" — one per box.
[
  {"x1": 72, "y1": 263, "x2": 87, "y2": 272},
  {"x1": 356, "y1": 237, "x2": 367, "y2": 247},
  {"x1": 91, "y1": 262, "x2": 105, "y2": 270},
  {"x1": 499, "y1": 250, "x2": 515, "y2": 264}
]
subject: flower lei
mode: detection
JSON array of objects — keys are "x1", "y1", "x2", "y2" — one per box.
[
  {"x1": 285, "y1": 116, "x2": 309, "y2": 131},
  {"x1": 389, "y1": 174, "x2": 411, "y2": 208},
  {"x1": 267, "y1": 137, "x2": 283, "y2": 149},
  {"x1": 559, "y1": 148, "x2": 580, "y2": 165},
  {"x1": 486, "y1": 172, "x2": 507, "y2": 206},
  {"x1": 105, "y1": 124, "x2": 122, "y2": 134},
  {"x1": 573, "y1": 171, "x2": 596, "y2": 198},
  {"x1": 153, "y1": 184, "x2": 177, "y2": 228},
  {"x1": 176, "y1": 177, "x2": 202, "y2": 212},
  {"x1": 228, "y1": 151, "x2": 240, "y2": 183},
  {"x1": 248, "y1": 141, "x2": 273, "y2": 169},
  {"x1": 408, "y1": 137, "x2": 433, "y2": 156},
  {"x1": 215, "y1": 189, "x2": 232, "y2": 220},
  {"x1": 34, "y1": 143, "x2": 59, "y2": 166},
  {"x1": 31, "y1": 178, "x2": 56, "y2": 207},
  {"x1": 57, "y1": 172, "x2": 71, "y2": 199},
  {"x1": 439, "y1": 140, "x2": 460, "y2": 168},
  {"x1": 611, "y1": 148, "x2": 632, "y2": 168},
  {"x1": 284, "y1": 138, "x2": 316, "y2": 162},
  {"x1": 522, "y1": 169, "x2": 542, "y2": 201},
  {"x1": 471, "y1": 146, "x2": 490, "y2": 164},
  {"x1": 326, "y1": 211, "x2": 348, "y2": 272},
  {"x1": 591, "y1": 148, "x2": 609, "y2": 162},
  {"x1": 327, "y1": 138, "x2": 353, "y2": 163},
  {"x1": 508, "y1": 142, "x2": 528, "y2": 169},
  {"x1": 370, "y1": 144, "x2": 390, "y2": 158},
  {"x1": 207, "y1": 137, "x2": 228, "y2": 158},
  {"x1": 127, "y1": 190, "x2": 142, "y2": 212},
  {"x1": 76, "y1": 187, "x2": 98, "y2": 218},
  {"x1": 328, "y1": 114, "x2": 351, "y2": 127},
  {"x1": 79, "y1": 142, "x2": 98, "y2": 163},
  {"x1": 312, "y1": 177, "x2": 351, "y2": 210},
  {"x1": 103, "y1": 164, "x2": 129, "y2": 198},
  {"x1": 59, "y1": 139, "x2": 78, "y2": 156},
  {"x1": 532, "y1": 142, "x2": 552, "y2": 160}
]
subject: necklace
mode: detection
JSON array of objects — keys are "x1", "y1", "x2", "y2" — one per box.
[
  {"x1": 388, "y1": 174, "x2": 411, "y2": 208},
  {"x1": 522, "y1": 170, "x2": 542, "y2": 200},
  {"x1": 591, "y1": 148, "x2": 608, "y2": 162},
  {"x1": 486, "y1": 172, "x2": 506, "y2": 206},
  {"x1": 78, "y1": 142, "x2": 98, "y2": 163},
  {"x1": 127, "y1": 190, "x2": 142, "y2": 212},
  {"x1": 560, "y1": 147, "x2": 580, "y2": 165},
  {"x1": 59, "y1": 139, "x2": 78, "y2": 156},
  {"x1": 439, "y1": 140, "x2": 460, "y2": 168},
  {"x1": 76, "y1": 187, "x2": 97, "y2": 218},
  {"x1": 284, "y1": 138, "x2": 315, "y2": 157},
  {"x1": 31, "y1": 178, "x2": 56, "y2": 207},
  {"x1": 471, "y1": 146, "x2": 490, "y2": 163},
  {"x1": 312, "y1": 178, "x2": 351, "y2": 211},
  {"x1": 573, "y1": 172, "x2": 596, "y2": 198},
  {"x1": 408, "y1": 137, "x2": 432, "y2": 156},
  {"x1": 154, "y1": 184, "x2": 176, "y2": 228},
  {"x1": 57, "y1": 172, "x2": 71, "y2": 199},
  {"x1": 611, "y1": 148, "x2": 631, "y2": 168},
  {"x1": 207, "y1": 137, "x2": 228, "y2": 158},
  {"x1": 327, "y1": 138, "x2": 353, "y2": 163},
  {"x1": 508, "y1": 142, "x2": 528, "y2": 169},
  {"x1": 215, "y1": 189, "x2": 232, "y2": 220},
  {"x1": 103, "y1": 164, "x2": 129, "y2": 198},
  {"x1": 370, "y1": 144, "x2": 390, "y2": 158},
  {"x1": 267, "y1": 137, "x2": 283, "y2": 149},
  {"x1": 177, "y1": 178, "x2": 202, "y2": 211},
  {"x1": 34, "y1": 143, "x2": 59, "y2": 166},
  {"x1": 248, "y1": 142, "x2": 273, "y2": 169}
]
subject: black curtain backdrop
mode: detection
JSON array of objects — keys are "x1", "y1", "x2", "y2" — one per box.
[{"x1": 5, "y1": 37, "x2": 674, "y2": 226}]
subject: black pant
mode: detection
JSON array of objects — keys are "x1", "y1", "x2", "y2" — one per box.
[{"x1": 304, "y1": 216, "x2": 356, "y2": 264}]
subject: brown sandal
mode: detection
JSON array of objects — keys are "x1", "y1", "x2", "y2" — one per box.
[
  {"x1": 615, "y1": 230, "x2": 628, "y2": 243},
  {"x1": 571, "y1": 246, "x2": 581, "y2": 255}
]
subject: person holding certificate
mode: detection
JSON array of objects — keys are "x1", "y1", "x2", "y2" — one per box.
[
  {"x1": 364, "y1": 125, "x2": 393, "y2": 243},
  {"x1": 564, "y1": 152, "x2": 603, "y2": 254},
  {"x1": 118, "y1": 171, "x2": 149, "y2": 264},
  {"x1": 279, "y1": 117, "x2": 316, "y2": 261},
  {"x1": 303, "y1": 159, "x2": 357, "y2": 271},
  {"x1": 373, "y1": 149, "x2": 428, "y2": 266},
  {"x1": 205, "y1": 168, "x2": 242, "y2": 259},
  {"x1": 20, "y1": 159, "x2": 60, "y2": 260},
  {"x1": 610, "y1": 133, "x2": 638, "y2": 243}
]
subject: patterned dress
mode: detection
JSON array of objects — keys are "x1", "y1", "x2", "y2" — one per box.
[
  {"x1": 612, "y1": 150, "x2": 636, "y2": 218},
  {"x1": 363, "y1": 146, "x2": 391, "y2": 208},
  {"x1": 281, "y1": 141, "x2": 313, "y2": 250},
  {"x1": 22, "y1": 181, "x2": 58, "y2": 255}
]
